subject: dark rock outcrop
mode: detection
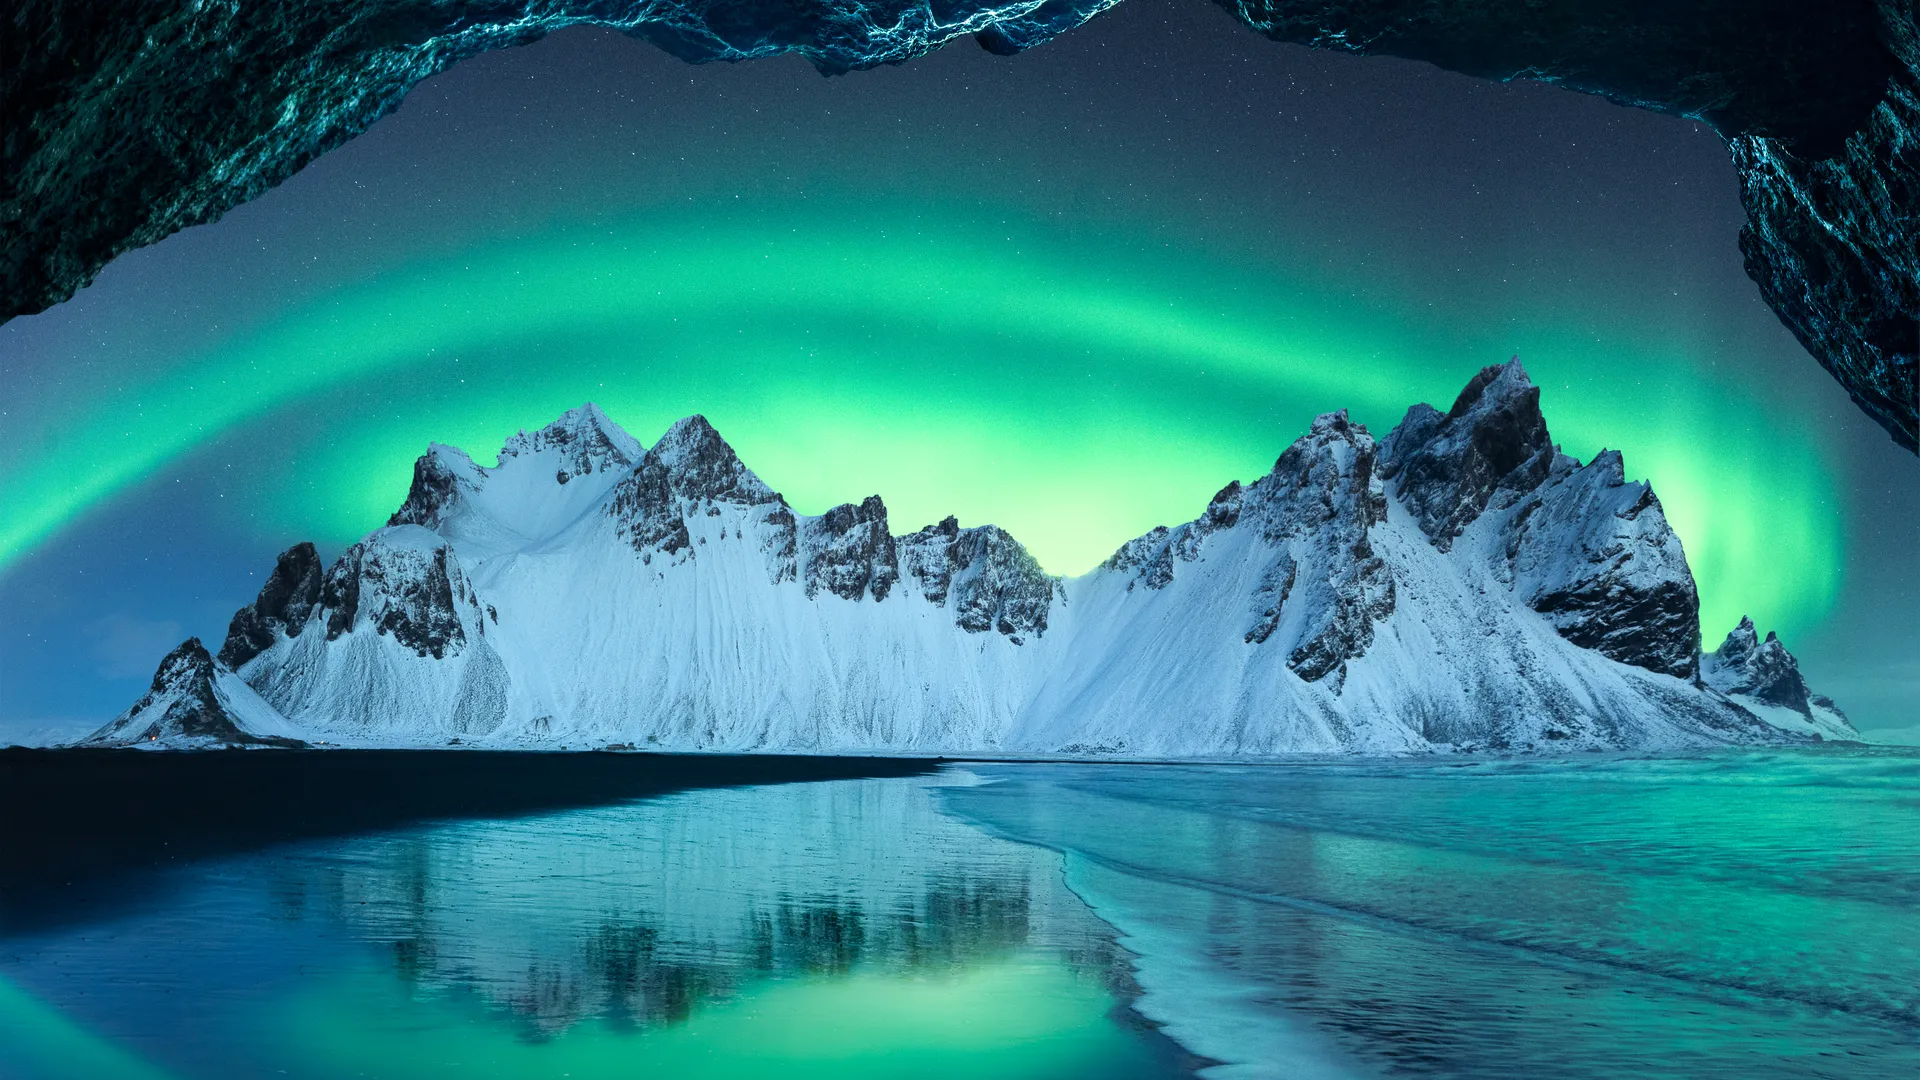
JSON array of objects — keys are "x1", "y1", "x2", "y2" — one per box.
[
  {"x1": 1385, "y1": 360, "x2": 1701, "y2": 678},
  {"x1": 802, "y1": 495, "x2": 900, "y2": 602},
  {"x1": 901, "y1": 516, "x2": 1055, "y2": 639},
  {"x1": 4, "y1": 1, "x2": 1915, "y2": 448},
  {"x1": 608, "y1": 414, "x2": 783, "y2": 561},
  {"x1": 388, "y1": 450, "x2": 466, "y2": 530},
  {"x1": 1514, "y1": 451, "x2": 1703, "y2": 679},
  {"x1": 321, "y1": 531, "x2": 471, "y2": 659},
  {"x1": 1262, "y1": 412, "x2": 1395, "y2": 686},
  {"x1": 1109, "y1": 408, "x2": 1395, "y2": 687},
  {"x1": 1379, "y1": 359, "x2": 1552, "y2": 551},
  {"x1": 218, "y1": 542, "x2": 326, "y2": 668},
  {"x1": 81, "y1": 638, "x2": 303, "y2": 747},
  {"x1": 950, "y1": 526, "x2": 1055, "y2": 640},
  {"x1": 1703, "y1": 616, "x2": 1829, "y2": 714}
]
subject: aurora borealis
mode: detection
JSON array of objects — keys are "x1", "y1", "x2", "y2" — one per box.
[
  {"x1": 0, "y1": 203, "x2": 1847, "y2": 615},
  {"x1": 1, "y1": 0, "x2": 1915, "y2": 736}
]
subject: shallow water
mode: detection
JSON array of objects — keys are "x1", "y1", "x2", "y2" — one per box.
[
  {"x1": 3, "y1": 748, "x2": 1916, "y2": 1078},
  {"x1": 942, "y1": 748, "x2": 1920, "y2": 1079}
]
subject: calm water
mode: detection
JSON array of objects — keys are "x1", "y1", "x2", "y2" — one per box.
[{"x1": 3, "y1": 749, "x2": 1917, "y2": 1078}]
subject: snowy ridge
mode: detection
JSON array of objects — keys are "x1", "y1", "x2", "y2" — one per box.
[{"x1": 89, "y1": 368, "x2": 1854, "y2": 753}]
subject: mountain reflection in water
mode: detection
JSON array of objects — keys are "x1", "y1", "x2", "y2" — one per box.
[{"x1": 0, "y1": 770, "x2": 1194, "y2": 1080}]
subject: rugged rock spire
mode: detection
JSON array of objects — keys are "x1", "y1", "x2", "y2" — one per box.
[
  {"x1": 1380, "y1": 358, "x2": 1553, "y2": 551},
  {"x1": 608, "y1": 415, "x2": 783, "y2": 560},
  {"x1": 1504, "y1": 448, "x2": 1702, "y2": 679},
  {"x1": 803, "y1": 495, "x2": 900, "y2": 602},
  {"x1": 1109, "y1": 409, "x2": 1394, "y2": 688},
  {"x1": 388, "y1": 445, "x2": 476, "y2": 530},
  {"x1": 321, "y1": 529, "x2": 477, "y2": 660},
  {"x1": 1702, "y1": 616, "x2": 1847, "y2": 719},
  {"x1": 219, "y1": 541, "x2": 324, "y2": 668},
  {"x1": 901, "y1": 517, "x2": 1055, "y2": 641},
  {"x1": 1379, "y1": 361, "x2": 1700, "y2": 678}
]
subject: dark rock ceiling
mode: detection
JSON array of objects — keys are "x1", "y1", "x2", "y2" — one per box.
[{"x1": 2, "y1": 0, "x2": 1914, "y2": 449}]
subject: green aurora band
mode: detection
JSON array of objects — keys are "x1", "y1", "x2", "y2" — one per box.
[{"x1": 0, "y1": 203, "x2": 1841, "y2": 640}]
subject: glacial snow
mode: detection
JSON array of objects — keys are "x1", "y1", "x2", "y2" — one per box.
[{"x1": 87, "y1": 364, "x2": 1853, "y2": 753}]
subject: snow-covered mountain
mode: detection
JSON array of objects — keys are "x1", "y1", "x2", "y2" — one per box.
[{"x1": 85, "y1": 361, "x2": 1855, "y2": 753}]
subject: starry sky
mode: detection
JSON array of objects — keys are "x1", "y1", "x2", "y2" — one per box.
[{"x1": 1, "y1": 0, "x2": 1914, "y2": 741}]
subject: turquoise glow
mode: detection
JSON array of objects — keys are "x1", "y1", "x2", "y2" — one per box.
[{"x1": 0, "y1": 202, "x2": 1842, "y2": 638}]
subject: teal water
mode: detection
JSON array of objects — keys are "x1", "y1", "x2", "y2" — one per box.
[
  {"x1": 942, "y1": 749, "x2": 1920, "y2": 1079},
  {"x1": 2, "y1": 749, "x2": 1916, "y2": 1078},
  {"x1": 0, "y1": 774, "x2": 1186, "y2": 1080}
]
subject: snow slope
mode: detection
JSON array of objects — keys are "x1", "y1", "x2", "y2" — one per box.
[{"x1": 87, "y1": 363, "x2": 1854, "y2": 753}]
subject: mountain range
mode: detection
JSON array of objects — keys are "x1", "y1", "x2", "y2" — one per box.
[{"x1": 85, "y1": 360, "x2": 1853, "y2": 754}]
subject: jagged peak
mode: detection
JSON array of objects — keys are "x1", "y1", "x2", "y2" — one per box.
[
  {"x1": 1309, "y1": 408, "x2": 1360, "y2": 436},
  {"x1": 1383, "y1": 358, "x2": 1552, "y2": 476},
  {"x1": 1700, "y1": 617, "x2": 1843, "y2": 725},
  {"x1": 389, "y1": 447, "x2": 474, "y2": 529},
  {"x1": 1266, "y1": 409, "x2": 1378, "y2": 491},
  {"x1": 218, "y1": 541, "x2": 325, "y2": 669},
  {"x1": 499, "y1": 402, "x2": 642, "y2": 469},
  {"x1": 1716, "y1": 616, "x2": 1761, "y2": 659},
  {"x1": 652, "y1": 414, "x2": 728, "y2": 461},
  {"x1": 1377, "y1": 358, "x2": 1555, "y2": 550},
  {"x1": 641, "y1": 415, "x2": 778, "y2": 503},
  {"x1": 151, "y1": 636, "x2": 218, "y2": 692},
  {"x1": 426, "y1": 441, "x2": 478, "y2": 466},
  {"x1": 1589, "y1": 448, "x2": 1624, "y2": 480},
  {"x1": 1447, "y1": 356, "x2": 1534, "y2": 418}
]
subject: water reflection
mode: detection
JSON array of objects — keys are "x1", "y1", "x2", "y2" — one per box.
[{"x1": 0, "y1": 772, "x2": 1188, "y2": 1080}]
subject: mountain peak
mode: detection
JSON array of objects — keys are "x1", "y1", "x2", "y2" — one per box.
[
  {"x1": 1718, "y1": 616, "x2": 1762, "y2": 663},
  {"x1": 1447, "y1": 356, "x2": 1534, "y2": 419},
  {"x1": 81, "y1": 637, "x2": 303, "y2": 748},
  {"x1": 1308, "y1": 408, "x2": 1357, "y2": 435},
  {"x1": 152, "y1": 636, "x2": 215, "y2": 692},
  {"x1": 1380, "y1": 359, "x2": 1553, "y2": 550},
  {"x1": 499, "y1": 402, "x2": 642, "y2": 473},
  {"x1": 647, "y1": 415, "x2": 768, "y2": 497},
  {"x1": 653, "y1": 414, "x2": 729, "y2": 463},
  {"x1": 606, "y1": 415, "x2": 781, "y2": 559},
  {"x1": 1701, "y1": 619, "x2": 1848, "y2": 732},
  {"x1": 219, "y1": 541, "x2": 325, "y2": 668}
]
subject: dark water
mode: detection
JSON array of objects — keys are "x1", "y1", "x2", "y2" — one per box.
[{"x1": 3, "y1": 748, "x2": 1916, "y2": 1078}]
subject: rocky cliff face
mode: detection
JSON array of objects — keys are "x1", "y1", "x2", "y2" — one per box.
[
  {"x1": 5, "y1": 1, "x2": 1914, "y2": 450},
  {"x1": 218, "y1": 541, "x2": 325, "y2": 668},
  {"x1": 89, "y1": 368, "x2": 1851, "y2": 753},
  {"x1": 902, "y1": 518, "x2": 1055, "y2": 640},
  {"x1": 1733, "y1": 72, "x2": 1920, "y2": 451},
  {"x1": 321, "y1": 529, "x2": 480, "y2": 660},
  {"x1": 1109, "y1": 410, "x2": 1394, "y2": 689},
  {"x1": 1381, "y1": 361, "x2": 1701, "y2": 678}
]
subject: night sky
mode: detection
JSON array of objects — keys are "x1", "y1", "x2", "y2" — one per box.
[{"x1": 2, "y1": 0, "x2": 1914, "y2": 741}]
